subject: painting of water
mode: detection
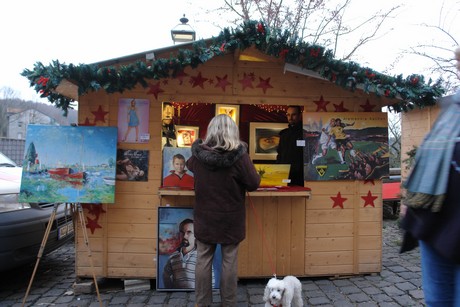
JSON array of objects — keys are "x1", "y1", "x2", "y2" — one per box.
[{"x1": 19, "y1": 125, "x2": 118, "y2": 203}]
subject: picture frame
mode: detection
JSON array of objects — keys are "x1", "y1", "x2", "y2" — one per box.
[
  {"x1": 157, "y1": 206, "x2": 222, "y2": 291},
  {"x1": 162, "y1": 147, "x2": 194, "y2": 189},
  {"x1": 215, "y1": 104, "x2": 240, "y2": 125},
  {"x1": 249, "y1": 122, "x2": 286, "y2": 161},
  {"x1": 118, "y1": 98, "x2": 150, "y2": 143},
  {"x1": 303, "y1": 112, "x2": 389, "y2": 181},
  {"x1": 175, "y1": 125, "x2": 199, "y2": 148},
  {"x1": 116, "y1": 149, "x2": 149, "y2": 182},
  {"x1": 19, "y1": 125, "x2": 118, "y2": 204}
]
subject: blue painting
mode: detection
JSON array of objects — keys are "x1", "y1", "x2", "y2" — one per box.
[{"x1": 19, "y1": 125, "x2": 118, "y2": 203}]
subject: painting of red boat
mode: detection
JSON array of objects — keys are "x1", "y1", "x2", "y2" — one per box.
[{"x1": 48, "y1": 168, "x2": 87, "y2": 182}]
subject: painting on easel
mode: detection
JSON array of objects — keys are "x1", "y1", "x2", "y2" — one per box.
[{"x1": 19, "y1": 125, "x2": 118, "y2": 203}]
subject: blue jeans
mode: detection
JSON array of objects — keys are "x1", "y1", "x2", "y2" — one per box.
[{"x1": 419, "y1": 240, "x2": 460, "y2": 306}]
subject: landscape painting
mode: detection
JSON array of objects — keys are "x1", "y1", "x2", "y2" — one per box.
[
  {"x1": 302, "y1": 112, "x2": 389, "y2": 181},
  {"x1": 19, "y1": 125, "x2": 118, "y2": 203}
]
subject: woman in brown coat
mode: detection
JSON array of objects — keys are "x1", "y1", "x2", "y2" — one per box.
[{"x1": 186, "y1": 114, "x2": 260, "y2": 307}]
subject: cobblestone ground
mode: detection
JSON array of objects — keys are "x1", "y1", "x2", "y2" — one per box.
[{"x1": 0, "y1": 219, "x2": 423, "y2": 306}]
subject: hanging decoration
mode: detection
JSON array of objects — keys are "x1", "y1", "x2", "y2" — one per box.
[{"x1": 20, "y1": 20, "x2": 445, "y2": 115}]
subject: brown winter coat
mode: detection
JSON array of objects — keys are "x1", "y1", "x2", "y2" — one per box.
[{"x1": 186, "y1": 139, "x2": 260, "y2": 245}]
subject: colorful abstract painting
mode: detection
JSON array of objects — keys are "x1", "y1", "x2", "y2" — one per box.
[
  {"x1": 19, "y1": 125, "x2": 118, "y2": 203},
  {"x1": 303, "y1": 112, "x2": 389, "y2": 181}
]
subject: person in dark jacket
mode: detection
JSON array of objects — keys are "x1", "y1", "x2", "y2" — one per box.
[
  {"x1": 400, "y1": 46, "x2": 460, "y2": 306},
  {"x1": 276, "y1": 105, "x2": 305, "y2": 186},
  {"x1": 186, "y1": 114, "x2": 260, "y2": 307}
]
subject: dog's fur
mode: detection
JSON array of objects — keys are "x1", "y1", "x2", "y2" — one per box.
[{"x1": 263, "y1": 275, "x2": 303, "y2": 307}]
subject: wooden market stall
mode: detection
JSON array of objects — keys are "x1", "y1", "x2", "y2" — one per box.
[{"x1": 22, "y1": 22, "x2": 443, "y2": 284}]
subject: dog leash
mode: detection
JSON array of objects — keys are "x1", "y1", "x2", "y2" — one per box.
[{"x1": 246, "y1": 191, "x2": 277, "y2": 277}]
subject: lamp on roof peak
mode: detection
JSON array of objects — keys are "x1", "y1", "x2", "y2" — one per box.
[{"x1": 171, "y1": 14, "x2": 196, "y2": 44}]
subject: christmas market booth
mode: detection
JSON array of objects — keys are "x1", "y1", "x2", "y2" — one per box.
[{"x1": 22, "y1": 20, "x2": 443, "y2": 286}]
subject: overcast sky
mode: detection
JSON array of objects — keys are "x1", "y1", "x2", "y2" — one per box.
[{"x1": 1, "y1": 0, "x2": 458, "y2": 104}]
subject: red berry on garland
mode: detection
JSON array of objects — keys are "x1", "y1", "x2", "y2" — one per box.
[
  {"x1": 411, "y1": 77, "x2": 419, "y2": 85},
  {"x1": 257, "y1": 23, "x2": 265, "y2": 34}
]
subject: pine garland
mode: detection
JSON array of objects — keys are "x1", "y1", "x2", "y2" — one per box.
[{"x1": 21, "y1": 20, "x2": 445, "y2": 115}]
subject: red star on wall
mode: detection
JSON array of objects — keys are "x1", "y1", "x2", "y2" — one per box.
[
  {"x1": 313, "y1": 96, "x2": 330, "y2": 112},
  {"x1": 146, "y1": 82, "x2": 165, "y2": 100},
  {"x1": 256, "y1": 77, "x2": 273, "y2": 93},
  {"x1": 331, "y1": 192, "x2": 347, "y2": 209},
  {"x1": 86, "y1": 217, "x2": 102, "y2": 234},
  {"x1": 174, "y1": 70, "x2": 189, "y2": 85},
  {"x1": 79, "y1": 117, "x2": 95, "y2": 126},
  {"x1": 238, "y1": 73, "x2": 255, "y2": 90},
  {"x1": 190, "y1": 72, "x2": 208, "y2": 89},
  {"x1": 83, "y1": 203, "x2": 107, "y2": 219},
  {"x1": 215, "y1": 75, "x2": 232, "y2": 92},
  {"x1": 360, "y1": 99, "x2": 376, "y2": 112},
  {"x1": 333, "y1": 101, "x2": 349, "y2": 112},
  {"x1": 361, "y1": 190, "x2": 378, "y2": 207},
  {"x1": 91, "y1": 105, "x2": 109, "y2": 123}
]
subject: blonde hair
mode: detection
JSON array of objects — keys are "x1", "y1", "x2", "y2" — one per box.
[{"x1": 204, "y1": 114, "x2": 241, "y2": 151}]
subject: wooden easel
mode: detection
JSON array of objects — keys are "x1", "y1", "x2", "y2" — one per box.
[{"x1": 22, "y1": 203, "x2": 102, "y2": 307}]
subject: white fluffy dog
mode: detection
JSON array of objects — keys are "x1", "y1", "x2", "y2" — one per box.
[{"x1": 263, "y1": 275, "x2": 303, "y2": 307}]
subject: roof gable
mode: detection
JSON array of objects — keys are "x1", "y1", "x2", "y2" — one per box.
[{"x1": 21, "y1": 20, "x2": 444, "y2": 114}]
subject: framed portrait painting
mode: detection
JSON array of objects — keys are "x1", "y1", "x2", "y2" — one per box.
[
  {"x1": 249, "y1": 122, "x2": 286, "y2": 161},
  {"x1": 175, "y1": 125, "x2": 199, "y2": 148},
  {"x1": 162, "y1": 147, "x2": 194, "y2": 189},
  {"x1": 157, "y1": 207, "x2": 222, "y2": 291},
  {"x1": 215, "y1": 104, "x2": 240, "y2": 125}
]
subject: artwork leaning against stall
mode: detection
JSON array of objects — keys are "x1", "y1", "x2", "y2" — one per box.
[
  {"x1": 157, "y1": 207, "x2": 222, "y2": 291},
  {"x1": 19, "y1": 125, "x2": 118, "y2": 203},
  {"x1": 303, "y1": 112, "x2": 389, "y2": 181}
]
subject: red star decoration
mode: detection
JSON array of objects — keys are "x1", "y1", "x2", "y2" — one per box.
[
  {"x1": 190, "y1": 72, "x2": 208, "y2": 89},
  {"x1": 146, "y1": 82, "x2": 165, "y2": 100},
  {"x1": 215, "y1": 75, "x2": 232, "y2": 92},
  {"x1": 238, "y1": 73, "x2": 255, "y2": 91},
  {"x1": 91, "y1": 105, "x2": 109, "y2": 123},
  {"x1": 364, "y1": 179, "x2": 375, "y2": 185},
  {"x1": 361, "y1": 190, "x2": 378, "y2": 207},
  {"x1": 313, "y1": 96, "x2": 330, "y2": 112},
  {"x1": 360, "y1": 99, "x2": 376, "y2": 112},
  {"x1": 82, "y1": 203, "x2": 106, "y2": 219},
  {"x1": 86, "y1": 216, "x2": 102, "y2": 234},
  {"x1": 333, "y1": 101, "x2": 349, "y2": 112},
  {"x1": 256, "y1": 77, "x2": 274, "y2": 94},
  {"x1": 79, "y1": 117, "x2": 95, "y2": 126},
  {"x1": 174, "y1": 70, "x2": 189, "y2": 85},
  {"x1": 162, "y1": 80, "x2": 169, "y2": 85},
  {"x1": 331, "y1": 192, "x2": 347, "y2": 209}
]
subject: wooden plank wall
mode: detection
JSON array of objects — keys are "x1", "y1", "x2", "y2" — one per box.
[{"x1": 75, "y1": 51, "x2": 389, "y2": 279}]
